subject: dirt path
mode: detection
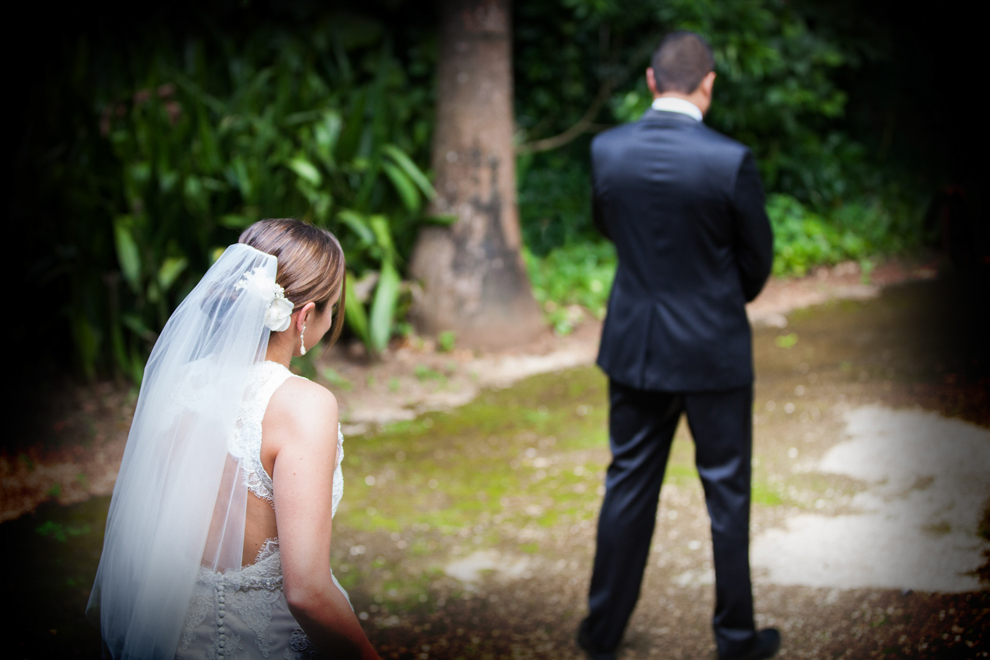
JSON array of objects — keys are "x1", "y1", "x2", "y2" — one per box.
[
  {"x1": 4, "y1": 256, "x2": 988, "y2": 660},
  {"x1": 331, "y1": 258, "x2": 937, "y2": 436}
]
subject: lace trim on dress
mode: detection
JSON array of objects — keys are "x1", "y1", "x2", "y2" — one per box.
[
  {"x1": 227, "y1": 361, "x2": 346, "y2": 514},
  {"x1": 194, "y1": 538, "x2": 283, "y2": 591},
  {"x1": 229, "y1": 362, "x2": 297, "y2": 506}
]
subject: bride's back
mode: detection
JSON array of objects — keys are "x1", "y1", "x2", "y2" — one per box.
[
  {"x1": 243, "y1": 366, "x2": 341, "y2": 566},
  {"x1": 237, "y1": 361, "x2": 295, "y2": 566},
  {"x1": 196, "y1": 357, "x2": 341, "y2": 568}
]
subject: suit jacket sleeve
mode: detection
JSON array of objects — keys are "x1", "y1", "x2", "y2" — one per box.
[{"x1": 731, "y1": 151, "x2": 774, "y2": 302}]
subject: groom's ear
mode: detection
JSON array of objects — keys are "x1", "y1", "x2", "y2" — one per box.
[
  {"x1": 646, "y1": 67, "x2": 660, "y2": 96},
  {"x1": 699, "y1": 70, "x2": 716, "y2": 96}
]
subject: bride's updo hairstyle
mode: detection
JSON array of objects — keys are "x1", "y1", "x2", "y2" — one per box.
[{"x1": 238, "y1": 218, "x2": 347, "y2": 346}]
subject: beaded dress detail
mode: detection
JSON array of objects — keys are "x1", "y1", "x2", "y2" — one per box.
[{"x1": 177, "y1": 362, "x2": 347, "y2": 660}]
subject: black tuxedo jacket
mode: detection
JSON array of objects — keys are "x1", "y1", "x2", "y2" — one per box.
[{"x1": 593, "y1": 108, "x2": 774, "y2": 392}]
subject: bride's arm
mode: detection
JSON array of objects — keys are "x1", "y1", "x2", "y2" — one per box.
[{"x1": 267, "y1": 378, "x2": 379, "y2": 660}]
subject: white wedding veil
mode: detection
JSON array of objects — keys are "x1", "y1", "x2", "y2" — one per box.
[{"x1": 88, "y1": 243, "x2": 278, "y2": 658}]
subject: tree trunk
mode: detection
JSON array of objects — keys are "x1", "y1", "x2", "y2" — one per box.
[{"x1": 409, "y1": 0, "x2": 544, "y2": 349}]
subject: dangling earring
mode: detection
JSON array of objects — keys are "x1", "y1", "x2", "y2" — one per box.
[{"x1": 299, "y1": 323, "x2": 307, "y2": 356}]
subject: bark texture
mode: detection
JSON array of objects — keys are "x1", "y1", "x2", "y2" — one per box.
[{"x1": 409, "y1": 0, "x2": 544, "y2": 349}]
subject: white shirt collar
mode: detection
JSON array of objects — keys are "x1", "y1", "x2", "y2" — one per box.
[{"x1": 651, "y1": 96, "x2": 703, "y2": 122}]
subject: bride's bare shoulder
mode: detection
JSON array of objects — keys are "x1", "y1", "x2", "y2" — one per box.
[{"x1": 265, "y1": 376, "x2": 338, "y2": 441}]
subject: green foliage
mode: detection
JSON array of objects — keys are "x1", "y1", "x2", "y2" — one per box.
[
  {"x1": 102, "y1": 20, "x2": 436, "y2": 363},
  {"x1": 25, "y1": 3, "x2": 438, "y2": 379},
  {"x1": 437, "y1": 331, "x2": 457, "y2": 353},
  {"x1": 289, "y1": 353, "x2": 318, "y2": 381},
  {"x1": 369, "y1": 260, "x2": 402, "y2": 354},
  {"x1": 768, "y1": 194, "x2": 867, "y2": 276},
  {"x1": 413, "y1": 365, "x2": 445, "y2": 382},
  {"x1": 767, "y1": 193, "x2": 920, "y2": 276},
  {"x1": 517, "y1": 152, "x2": 595, "y2": 256},
  {"x1": 35, "y1": 520, "x2": 92, "y2": 543},
  {"x1": 321, "y1": 367, "x2": 353, "y2": 391},
  {"x1": 524, "y1": 242, "x2": 616, "y2": 334}
]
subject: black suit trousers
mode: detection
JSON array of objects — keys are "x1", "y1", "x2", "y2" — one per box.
[{"x1": 586, "y1": 380, "x2": 756, "y2": 658}]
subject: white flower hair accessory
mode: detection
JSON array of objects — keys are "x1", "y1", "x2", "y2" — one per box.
[{"x1": 235, "y1": 266, "x2": 294, "y2": 332}]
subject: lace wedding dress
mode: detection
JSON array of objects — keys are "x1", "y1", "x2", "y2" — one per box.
[{"x1": 176, "y1": 361, "x2": 348, "y2": 660}]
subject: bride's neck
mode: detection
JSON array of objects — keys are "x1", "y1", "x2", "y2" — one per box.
[{"x1": 265, "y1": 335, "x2": 294, "y2": 368}]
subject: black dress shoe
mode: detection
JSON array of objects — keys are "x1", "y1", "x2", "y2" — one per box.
[
  {"x1": 727, "y1": 628, "x2": 781, "y2": 660},
  {"x1": 576, "y1": 618, "x2": 617, "y2": 660}
]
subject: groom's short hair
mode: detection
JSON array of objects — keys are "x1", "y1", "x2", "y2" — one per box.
[{"x1": 652, "y1": 31, "x2": 714, "y2": 94}]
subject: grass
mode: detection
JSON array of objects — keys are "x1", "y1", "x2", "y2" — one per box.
[
  {"x1": 336, "y1": 367, "x2": 611, "y2": 537},
  {"x1": 752, "y1": 480, "x2": 786, "y2": 507}
]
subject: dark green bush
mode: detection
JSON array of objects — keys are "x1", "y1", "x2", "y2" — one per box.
[
  {"x1": 22, "y1": 4, "x2": 440, "y2": 381},
  {"x1": 516, "y1": 151, "x2": 595, "y2": 257},
  {"x1": 524, "y1": 242, "x2": 616, "y2": 335}
]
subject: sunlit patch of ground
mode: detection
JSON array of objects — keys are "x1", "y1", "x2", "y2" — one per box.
[{"x1": 753, "y1": 406, "x2": 990, "y2": 592}]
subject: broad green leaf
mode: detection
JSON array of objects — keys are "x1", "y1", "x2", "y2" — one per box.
[
  {"x1": 383, "y1": 144, "x2": 435, "y2": 199},
  {"x1": 159, "y1": 170, "x2": 180, "y2": 193},
  {"x1": 165, "y1": 65, "x2": 227, "y2": 115},
  {"x1": 288, "y1": 157, "x2": 322, "y2": 186},
  {"x1": 283, "y1": 110, "x2": 323, "y2": 125},
  {"x1": 382, "y1": 162, "x2": 420, "y2": 213},
  {"x1": 128, "y1": 343, "x2": 145, "y2": 384},
  {"x1": 314, "y1": 111, "x2": 342, "y2": 168},
  {"x1": 158, "y1": 256, "x2": 188, "y2": 292},
  {"x1": 183, "y1": 176, "x2": 208, "y2": 215},
  {"x1": 200, "y1": 177, "x2": 227, "y2": 192},
  {"x1": 369, "y1": 259, "x2": 400, "y2": 353},
  {"x1": 113, "y1": 217, "x2": 142, "y2": 291},
  {"x1": 147, "y1": 280, "x2": 161, "y2": 304},
  {"x1": 121, "y1": 313, "x2": 155, "y2": 341},
  {"x1": 336, "y1": 89, "x2": 366, "y2": 163},
  {"x1": 344, "y1": 270, "x2": 369, "y2": 345},
  {"x1": 354, "y1": 151, "x2": 380, "y2": 210},
  {"x1": 128, "y1": 161, "x2": 152, "y2": 184},
  {"x1": 368, "y1": 215, "x2": 397, "y2": 260},
  {"x1": 337, "y1": 210, "x2": 375, "y2": 245},
  {"x1": 312, "y1": 192, "x2": 333, "y2": 224},
  {"x1": 230, "y1": 157, "x2": 253, "y2": 200},
  {"x1": 198, "y1": 113, "x2": 223, "y2": 174}
]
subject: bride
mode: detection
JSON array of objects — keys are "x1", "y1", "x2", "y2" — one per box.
[{"x1": 88, "y1": 219, "x2": 380, "y2": 659}]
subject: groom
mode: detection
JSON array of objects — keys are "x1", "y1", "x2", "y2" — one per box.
[{"x1": 578, "y1": 31, "x2": 778, "y2": 660}]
